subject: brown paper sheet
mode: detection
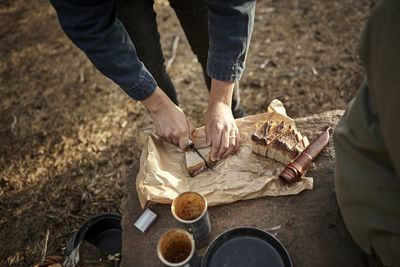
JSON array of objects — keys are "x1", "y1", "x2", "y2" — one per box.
[{"x1": 136, "y1": 99, "x2": 313, "y2": 208}]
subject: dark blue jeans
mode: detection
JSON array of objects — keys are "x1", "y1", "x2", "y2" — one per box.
[{"x1": 116, "y1": 0, "x2": 244, "y2": 118}]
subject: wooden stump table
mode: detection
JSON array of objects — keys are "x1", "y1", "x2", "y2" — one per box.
[{"x1": 121, "y1": 110, "x2": 382, "y2": 267}]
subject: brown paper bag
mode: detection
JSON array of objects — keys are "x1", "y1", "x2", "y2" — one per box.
[{"x1": 136, "y1": 99, "x2": 313, "y2": 208}]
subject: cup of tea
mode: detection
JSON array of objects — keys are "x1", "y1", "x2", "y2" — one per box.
[
  {"x1": 157, "y1": 229, "x2": 199, "y2": 267},
  {"x1": 171, "y1": 192, "x2": 211, "y2": 248}
]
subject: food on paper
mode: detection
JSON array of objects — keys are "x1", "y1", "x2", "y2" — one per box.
[
  {"x1": 251, "y1": 120, "x2": 309, "y2": 165},
  {"x1": 185, "y1": 146, "x2": 216, "y2": 177}
]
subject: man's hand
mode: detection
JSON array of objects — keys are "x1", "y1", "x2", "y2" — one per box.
[
  {"x1": 206, "y1": 79, "x2": 240, "y2": 161},
  {"x1": 142, "y1": 87, "x2": 193, "y2": 150}
]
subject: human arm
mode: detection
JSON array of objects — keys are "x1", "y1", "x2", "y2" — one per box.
[
  {"x1": 49, "y1": 0, "x2": 156, "y2": 101},
  {"x1": 50, "y1": 0, "x2": 193, "y2": 148},
  {"x1": 142, "y1": 87, "x2": 194, "y2": 150},
  {"x1": 206, "y1": 79, "x2": 240, "y2": 161},
  {"x1": 205, "y1": 0, "x2": 256, "y2": 160}
]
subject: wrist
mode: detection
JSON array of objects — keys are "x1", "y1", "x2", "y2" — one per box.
[
  {"x1": 209, "y1": 79, "x2": 234, "y2": 107},
  {"x1": 141, "y1": 87, "x2": 171, "y2": 114}
]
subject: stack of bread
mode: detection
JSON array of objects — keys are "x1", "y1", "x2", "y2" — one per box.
[{"x1": 251, "y1": 120, "x2": 309, "y2": 165}]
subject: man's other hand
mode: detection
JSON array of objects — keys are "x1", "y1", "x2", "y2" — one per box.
[
  {"x1": 142, "y1": 87, "x2": 193, "y2": 150},
  {"x1": 206, "y1": 79, "x2": 240, "y2": 161}
]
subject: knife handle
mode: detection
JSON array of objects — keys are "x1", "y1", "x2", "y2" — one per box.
[{"x1": 279, "y1": 126, "x2": 332, "y2": 184}]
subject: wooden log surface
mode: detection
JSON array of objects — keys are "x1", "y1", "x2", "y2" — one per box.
[{"x1": 120, "y1": 110, "x2": 382, "y2": 267}]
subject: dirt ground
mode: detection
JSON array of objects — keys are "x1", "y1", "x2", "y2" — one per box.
[{"x1": 0, "y1": 0, "x2": 372, "y2": 265}]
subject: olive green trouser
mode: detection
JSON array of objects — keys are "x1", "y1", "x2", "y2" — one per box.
[{"x1": 333, "y1": 1, "x2": 400, "y2": 266}]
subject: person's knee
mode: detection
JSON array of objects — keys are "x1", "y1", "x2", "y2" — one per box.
[
  {"x1": 372, "y1": 0, "x2": 400, "y2": 19},
  {"x1": 370, "y1": 232, "x2": 400, "y2": 266},
  {"x1": 368, "y1": 0, "x2": 400, "y2": 33}
]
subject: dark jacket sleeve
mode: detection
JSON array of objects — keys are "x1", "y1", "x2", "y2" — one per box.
[
  {"x1": 206, "y1": 0, "x2": 256, "y2": 82},
  {"x1": 49, "y1": 0, "x2": 157, "y2": 101}
]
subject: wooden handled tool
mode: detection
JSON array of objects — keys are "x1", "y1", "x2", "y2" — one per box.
[{"x1": 279, "y1": 126, "x2": 332, "y2": 184}]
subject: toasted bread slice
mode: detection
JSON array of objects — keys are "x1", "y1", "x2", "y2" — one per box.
[
  {"x1": 271, "y1": 126, "x2": 301, "y2": 165},
  {"x1": 264, "y1": 121, "x2": 286, "y2": 158},
  {"x1": 251, "y1": 121, "x2": 270, "y2": 144},
  {"x1": 251, "y1": 120, "x2": 309, "y2": 166},
  {"x1": 266, "y1": 123, "x2": 291, "y2": 161},
  {"x1": 251, "y1": 120, "x2": 269, "y2": 156},
  {"x1": 294, "y1": 136, "x2": 309, "y2": 154},
  {"x1": 185, "y1": 147, "x2": 216, "y2": 177},
  {"x1": 250, "y1": 141, "x2": 260, "y2": 155},
  {"x1": 251, "y1": 120, "x2": 285, "y2": 156}
]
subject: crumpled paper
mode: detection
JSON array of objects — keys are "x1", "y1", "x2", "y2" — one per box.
[{"x1": 136, "y1": 99, "x2": 313, "y2": 208}]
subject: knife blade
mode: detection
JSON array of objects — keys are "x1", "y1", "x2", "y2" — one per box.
[{"x1": 188, "y1": 139, "x2": 213, "y2": 171}]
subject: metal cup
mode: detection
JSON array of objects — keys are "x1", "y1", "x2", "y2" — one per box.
[
  {"x1": 171, "y1": 192, "x2": 211, "y2": 248},
  {"x1": 157, "y1": 229, "x2": 200, "y2": 267}
]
